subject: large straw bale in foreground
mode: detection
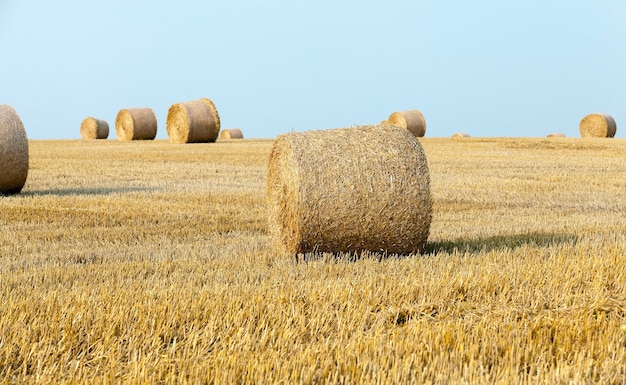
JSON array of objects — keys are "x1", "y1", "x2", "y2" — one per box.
[
  {"x1": 166, "y1": 98, "x2": 220, "y2": 143},
  {"x1": 201, "y1": 97, "x2": 220, "y2": 133},
  {"x1": 267, "y1": 124, "x2": 432, "y2": 257},
  {"x1": 115, "y1": 108, "x2": 157, "y2": 141},
  {"x1": 220, "y1": 128, "x2": 243, "y2": 139},
  {"x1": 579, "y1": 113, "x2": 616, "y2": 138},
  {"x1": 387, "y1": 109, "x2": 426, "y2": 137},
  {"x1": 0, "y1": 105, "x2": 29, "y2": 194},
  {"x1": 80, "y1": 117, "x2": 109, "y2": 139}
]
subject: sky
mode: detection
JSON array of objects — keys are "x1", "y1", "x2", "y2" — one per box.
[{"x1": 1, "y1": 0, "x2": 625, "y2": 139}]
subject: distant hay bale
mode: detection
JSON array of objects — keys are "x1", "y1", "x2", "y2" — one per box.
[
  {"x1": 220, "y1": 128, "x2": 243, "y2": 139},
  {"x1": 579, "y1": 113, "x2": 616, "y2": 138},
  {"x1": 267, "y1": 124, "x2": 432, "y2": 257},
  {"x1": 0, "y1": 105, "x2": 29, "y2": 195},
  {"x1": 115, "y1": 108, "x2": 157, "y2": 141},
  {"x1": 452, "y1": 132, "x2": 470, "y2": 138},
  {"x1": 80, "y1": 117, "x2": 109, "y2": 139},
  {"x1": 387, "y1": 109, "x2": 426, "y2": 137},
  {"x1": 166, "y1": 98, "x2": 220, "y2": 143},
  {"x1": 547, "y1": 133, "x2": 566, "y2": 138}
]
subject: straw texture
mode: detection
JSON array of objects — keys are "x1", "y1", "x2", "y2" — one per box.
[
  {"x1": 220, "y1": 128, "x2": 244, "y2": 139},
  {"x1": 267, "y1": 124, "x2": 432, "y2": 257},
  {"x1": 579, "y1": 113, "x2": 616, "y2": 138},
  {"x1": 80, "y1": 117, "x2": 109, "y2": 140},
  {"x1": 387, "y1": 109, "x2": 426, "y2": 137},
  {"x1": 115, "y1": 108, "x2": 157, "y2": 141},
  {"x1": 200, "y1": 98, "x2": 221, "y2": 133},
  {"x1": 166, "y1": 99, "x2": 219, "y2": 144},
  {"x1": 0, "y1": 105, "x2": 29, "y2": 195}
]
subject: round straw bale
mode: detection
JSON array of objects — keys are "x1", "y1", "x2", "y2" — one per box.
[
  {"x1": 0, "y1": 105, "x2": 29, "y2": 195},
  {"x1": 451, "y1": 132, "x2": 470, "y2": 138},
  {"x1": 166, "y1": 99, "x2": 219, "y2": 143},
  {"x1": 547, "y1": 133, "x2": 565, "y2": 138},
  {"x1": 267, "y1": 124, "x2": 432, "y2": 257},
  {"x1": 579, "y1": 113, "x2": 616, "y2": 138},
  {"x1": 220, "y1": 128, "x2": 244, "y2": 139},
  {"x1": 200, "y1": 98, "x2": 221, "y2": 133},
  {"x1": 80, "y1": 117, "x2": 109, "y2": 139},
  {"x1": 115, "y1": 108, "x2": 157, "y2": 141},
  {"x1": 387, "y1": 109, "x2": 426, "y2": 137}
]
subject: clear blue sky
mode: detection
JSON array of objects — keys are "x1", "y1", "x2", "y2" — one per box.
[{"x1": 1, "y1": 0, "x2": 625, "y2": 139}]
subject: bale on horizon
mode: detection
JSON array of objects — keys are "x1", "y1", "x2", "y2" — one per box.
[
  {"x1": 166, "y1": 98, "x2": 220, "y2": 144},
  {"x1": 547, "y1": 133, "x2": 566, "y2": 138},
  {"x1": 387, "y1": 109, "x2": 426, "y2": 137},
  {"x1": 115, "y1": 108, "x2": 157, "y2": 141},
  {"x1": 579, "y1": 113, "x2": 616, "y2": 138},
  {"x1": 452, "y1": 132, "x2": 470, "y2": 138},
  {"x1": 0, "y1": 105, "x2": 29, "y2": 195},
  {"x1": 80, "y1": 117, "x2": 109, "y2": 140},
  {"x1": 220, "y1": 128, "x2": 243, "y2": 139},
  {"x1": 267, "y1": 124, "x2": 432, "y2": 258}
]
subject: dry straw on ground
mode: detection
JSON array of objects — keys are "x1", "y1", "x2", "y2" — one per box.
[
  {"x1": 80, "y1": 117, "x2": 109, "y2": 140},
  {"x1": 579, "y1": 113, "x2": 616, "y2": 138},
  {"x1": 0, "y1": 105, "x2": 29, "y2": 194},
  {"x1": 547, "y1": 133, "x2": 566, "y2": 138},
  {"x1": 115, "y1": 108, "x2": 157, "y2": 141},
  {"x1": 387, "y1": 109, "x2": 426, "y2": 137},
  {"x1": 220, "y1": 128, "x2": 244, "y2": 139},
  {"x1": 166, "y1": 98, "x2": 220, "y2": 144},
  {"x1": 267, "y1": 124, "x2": 432, "y2": 257},
  {"x1": 452, "y1": 132, "x2": 470, "y2": 138}
]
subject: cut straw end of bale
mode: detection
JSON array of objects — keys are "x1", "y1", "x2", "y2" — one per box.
[
  {"x1": 80, "y1": 117, "x2": 109, "y2": 139},
  {"x1": 166, "y1": 98, "x2": 220, "y2": 144},
  {"x1": 267, "y1": 124, "x2": 432, "y2": 258},
  {"x1": 219, "y1": 128, "x2": 244, "y2": 139},
  {"x1": 115, "y1": 108, "x2": 157, "y2": 141},
  {"x1": 0, "y1": 105, "x2": 29, "y2": 195},
  {"x1": 387, "y1": 109, "x2": 426, "y2": 137},
  {"x1": 579, "y1": 113, "x2": 616, "y2": 138}
]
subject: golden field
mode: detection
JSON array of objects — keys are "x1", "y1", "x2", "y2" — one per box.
[{"x1": 1, "y1": 136, "x2": 625, "y2": 384}]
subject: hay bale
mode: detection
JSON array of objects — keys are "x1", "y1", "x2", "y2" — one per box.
[
  {"x1": 387, "y1": 109, "x2": 426, "y2": 137},
  {"x1": 451, "y1": 132, "x2": 470, "y2": 138},
  {"x1": 200, "y1": 97, "x2": 221, "y2": 133},
  {"x1": 166, "y1": 98, "x2": 220, "y2": 143},
  {"x1": 220, "y1": 128, "x2": 244, "y2": 139},
  {"x1": 115, "y1": 108, "x2": 157, "y2": 141},
  {"x1": 547, "y1": 133, "x2": 565, "y2": 138},
  {"x1": 80, "y1": 117, "x2": 109, "y2": 139},
  {"x1": 0, "y1": 105, "x2": 29, "y2": 195},
  {"x1": 267, "y1": 124, "x2": 432, "y2": 257},
  {"x1": 579, "y1": 113, "x2": 616, "y2": 138}
]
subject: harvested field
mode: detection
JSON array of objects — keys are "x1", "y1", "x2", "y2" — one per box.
[{"x1": 1, "y1": 137, "x2": 625, "y2": 383}]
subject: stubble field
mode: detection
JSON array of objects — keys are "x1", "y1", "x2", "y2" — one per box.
[{"x1": 1, "y1": 136, "x2": 625, "y2": 384}]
